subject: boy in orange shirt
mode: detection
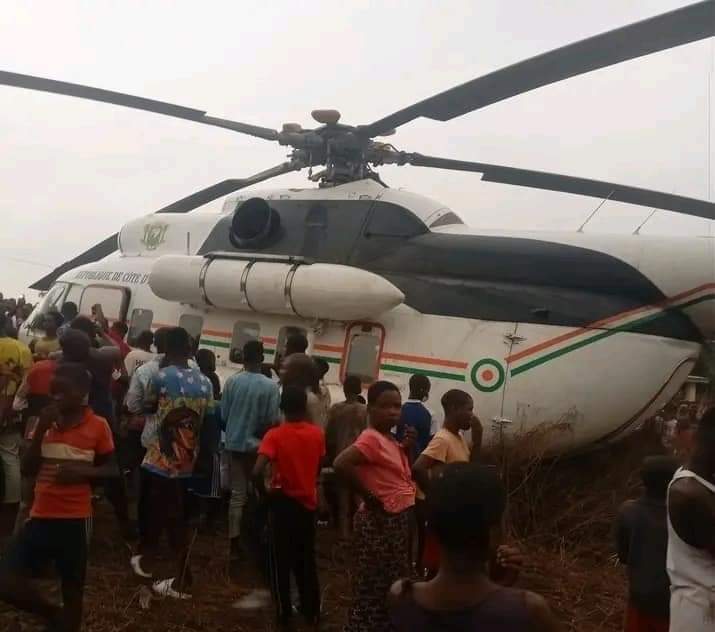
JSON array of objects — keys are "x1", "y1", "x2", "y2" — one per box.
[{"x1": 0, "y1": 363, "x2": 115, "y2": 632}]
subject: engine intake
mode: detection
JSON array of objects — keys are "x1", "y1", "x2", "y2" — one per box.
[{"x1": 230, "y1": 198, "x2": 280, "y2": 248}]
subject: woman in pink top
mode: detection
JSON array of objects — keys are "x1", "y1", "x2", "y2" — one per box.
[{"x1": 335, "y1": 380, "x2": 416, "y2": 632}]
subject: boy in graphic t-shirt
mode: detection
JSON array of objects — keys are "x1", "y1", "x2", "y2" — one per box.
[
  {"x1": 253, "y1": 386, "x2": 325, "y2": 627},
  {"x1": 0, "y1": 362, "x2": 115, "y2": 632}
]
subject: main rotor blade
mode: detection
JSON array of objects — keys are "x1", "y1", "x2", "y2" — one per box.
[
  {"x1": 362, "y1": 0, "x2": 715, "y2": 137},
  {"x1": 0, "y1": 71, "x2": 279, "y2": 141},
  {"x1": 30, "y1": 160, "x2": 303, "y2": 291},
  {"x1": 404, "y1": 153, "x2": 715, "y2": 219}
]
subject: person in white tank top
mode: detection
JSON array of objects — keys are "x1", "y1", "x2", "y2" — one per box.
[{"x1": 666, "y1": 408, "x2": 715, "y2": 632}]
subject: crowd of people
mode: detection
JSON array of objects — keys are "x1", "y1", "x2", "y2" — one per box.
[{"x1": 0, "y1": 295, "x2": 711, "y2": 632}]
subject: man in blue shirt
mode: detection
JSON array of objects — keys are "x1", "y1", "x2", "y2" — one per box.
[
  {"x1": 221, "y1": 340, "x2": 280, "y2": 564},
  {"x1": 398, "y1": 374, "x2": 433, "y2": 459}
]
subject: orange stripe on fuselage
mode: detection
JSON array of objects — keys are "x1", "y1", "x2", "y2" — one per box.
[
  {"x1": 506, "y1": 282, "x2": 715, "y2": 363},
  {"x1": 203, "y1": 328, "x2": 231, "y2": 338},
  {"x1": 314, "y1": 343, "x2": 343, "y2": 353},
  {"x1": 381, "y1": 352, "x2": 467, "y2": 369}
]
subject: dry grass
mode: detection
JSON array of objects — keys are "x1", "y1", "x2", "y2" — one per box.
[{"x1": 1, "y1": 428, "x2": 662, "y2": 631}]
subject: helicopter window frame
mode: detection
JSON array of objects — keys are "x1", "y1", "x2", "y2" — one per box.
[
  {"x1": 340, "y1": 322, "x2": 385, "y2": 385},
  {"x1": 429, "y1": 211, "x2": 464, "y2": 228},
  {"x1": 276, "y1": 326, "x2": 309, "y2": 358},
  {"x1": 26, "y1": 282, "x2": 69, "y2": 331},
  {"x1": 229, "y1": 320, "x2": 261, "y2": 364},
  {"x1": 178, "y1": 314, "x2": 204, "y2": 345},
  {"x1": 78, "y1": 284, "x2": 129, "y2": 325},
  {"x1": 363, "y1": 201, "x2": 429, "y2": 240},
  {"x1": 127, "y1": 308, "x2": 154, "y2": 346}
]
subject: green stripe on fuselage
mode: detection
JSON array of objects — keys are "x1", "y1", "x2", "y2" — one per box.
[{"x1": 510, "y1": 294, "x2": 715, "y2": 377}]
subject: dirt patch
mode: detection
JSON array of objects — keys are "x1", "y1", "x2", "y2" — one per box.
[{"x1": 1, "y1": 430, "x2": 661, "y2": 631}]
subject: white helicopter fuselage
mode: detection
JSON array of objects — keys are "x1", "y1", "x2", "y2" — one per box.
[{"x1": 21, "y1": 180, "x2": 713, "y2": 454}]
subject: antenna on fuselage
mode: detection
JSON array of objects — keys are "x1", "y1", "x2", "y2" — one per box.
[
  {"x1": 633, "y1": 209, "x2": 657, "y2": 235},
  {"x1": 577, "y1": 191, "x2": 614, "y2": 232}
]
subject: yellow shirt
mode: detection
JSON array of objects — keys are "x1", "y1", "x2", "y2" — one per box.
[
  {"x1": 0, "y1": 336, "x2": 32, "y2": 398},
  {"x1": 417, "y1": 428, "x2": 470, "y2": 499},
  {"x1": 34, "y1": 337, "x2": 61, "y2": 359}
]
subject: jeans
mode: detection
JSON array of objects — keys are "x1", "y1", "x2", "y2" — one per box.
[{"x1": 229, "y1": 452, "x2": 256, "y2": 540}]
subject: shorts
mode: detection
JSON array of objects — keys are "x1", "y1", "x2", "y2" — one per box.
[
  {"x1": 139, "y1": 470, "x2": 189, "y2": 553},
  {"x1": 0, "y1": 518, "x2": 90, "y2": 586}
]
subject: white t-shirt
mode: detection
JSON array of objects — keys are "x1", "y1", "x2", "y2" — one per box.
[{"x1": 124, "y1": 348, "x2": 156, "y2": 377}]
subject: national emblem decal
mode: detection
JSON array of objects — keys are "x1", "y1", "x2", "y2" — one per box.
[
  {"x1": 141, "y1": 223, "x2": 169, "y2": 250},
  {"x1": 471, "y1": 358, "x2": 505, "y2": 392}
]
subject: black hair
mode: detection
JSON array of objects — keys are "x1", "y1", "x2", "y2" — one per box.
[
  {"x1": 282, "y1": 353, "x2": 320, "y2": 394},
  {"x1": 153, "y1": 327, "x2": 170, "y2": 355},
  {"x1": 344, "y1": 374, "x2": 362, "y2": 397},
  {"x1": 0, "y1": 313, "x2": 7, "y2": 335},
  {"x1": 427, "y1": 463, "x2": 505, "y2": 557},
  {"x1": 45, "y1": 311, "x2": 64, "y2": 328},
  {"x1": 54, "y1": 362, "x2": 91, "y2": 394},
  {"x1": 196, "y1": 348, "x2": 214, "y2": 363},
  {"x1": 61, "y1": 301, "x2": 78, "y2": 319},
  {"x1": 315, "y1": 357, "x2": 330, "y2": 379},
  {"x1": 136, "y1": 330, "x2": 154, "y2": 348},
  {"x1": 409, "y1": 374, "x2": 430, "y2": 395},
  {"x1": 367, "y1": 380, "x2": 400, "y2": 406},
  {"x1": 285, "y1": 333, "x2": 308, "y2": 355},
  {"x1": 165, "y1": 327, "x2": 191, "y2": 356},
  {"x1": 60, "y1": 329, "x2": 91, "y2": 360},
  {"x1": 640, "y1": 456, "x2": 678, "y2": 498},
  {"x1": 281, "y1": 385, "x2": 308, "y2": 418},
  {"x1": 441, "y1": 389, "x2": 473, "y2": 413},
  {"x1": 70, "y1": 316, "x2": 95, "y2": 339},
  {"x1": 243, "y1": 340, "x2": 264, "y2": 365},
  {"x1": 111, "y1": 321, "x2": 129, "y2": 335}
]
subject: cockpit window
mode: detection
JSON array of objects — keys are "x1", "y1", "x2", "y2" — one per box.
[
  {"x1": 26, "y1": 283, "x2": 68, "y2": 330},
  {"x1": 429, "y1": 211, "x2": 464, "y2": 228}
]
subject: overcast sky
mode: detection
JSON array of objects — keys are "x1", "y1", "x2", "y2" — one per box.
[{"x1": 1, "y1": 0, "x2": 713, "y2": 297}]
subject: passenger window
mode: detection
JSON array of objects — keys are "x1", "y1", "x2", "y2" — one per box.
[
  {"x1": 128, "y1": 309, "x2": 153, "y2": 345},
  {"x1": 343, "y1": 323, "x2": 383, "y2": 383},
  {"x1": 79, "y1": 285, "x2": 128, "y2": 323},
  {"x1": 277, "y1": 326, "x2": 308, "y2": 357},
  {"x1": 229, "y1": 321, "x2": 261, "y2": 364},
  {"x1": 179, "y1": 314, "x2": 204, "y2": 344}
]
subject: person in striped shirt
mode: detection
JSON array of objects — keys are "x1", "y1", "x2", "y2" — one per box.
[{"x1": 0, "y1": 362, "x2": 115, "y2": 632}]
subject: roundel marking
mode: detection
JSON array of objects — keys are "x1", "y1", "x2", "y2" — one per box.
[{"x1": 471, "y1": 358, "x2": 506, "y2": 393}]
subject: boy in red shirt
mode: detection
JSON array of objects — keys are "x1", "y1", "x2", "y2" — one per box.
[
  {"x1": 253, "y1": 385, "x2": 325, "y2": 628},
  {"x1": 0, "y1": 362, "x2": 115, "y2": 632}
]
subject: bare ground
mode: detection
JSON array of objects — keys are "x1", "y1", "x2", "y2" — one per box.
[{"x1": 2, "y1": 429, "x2": 660, "y2": 631}]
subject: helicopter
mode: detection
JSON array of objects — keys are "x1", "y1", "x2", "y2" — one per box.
[{"x1": 3, "y1": 0, "x2": 715, "y2": 454}]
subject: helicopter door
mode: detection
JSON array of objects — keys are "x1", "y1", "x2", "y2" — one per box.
[
  {"x1": 341, "y1": 322, "x2": 385, "y2": 385},
  {"x1": 488, "y1": 323, "x2": 524, "y2": 448},
  {"x1": 78, "y1": 284, "x2": 129, "y2": 324}
]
